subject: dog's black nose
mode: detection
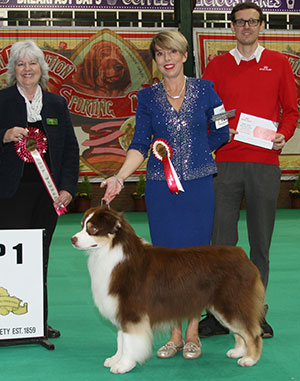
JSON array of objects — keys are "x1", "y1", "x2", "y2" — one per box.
[{"x1": 71, "y1": 236, "x2": 77, "y2": 245}]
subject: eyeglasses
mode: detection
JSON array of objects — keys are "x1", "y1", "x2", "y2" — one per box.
[{"x1": 234, "y1": 18, "x2": 260, "y2": 27}]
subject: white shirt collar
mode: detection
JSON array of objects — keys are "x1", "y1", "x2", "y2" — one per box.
[{"x1": 230, "y1": 45, "x2": 265, "y2": 65}]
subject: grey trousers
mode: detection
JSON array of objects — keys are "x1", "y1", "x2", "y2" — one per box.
[{"x1": 212, "y1": 162, "x2": 281, "y2": 289}]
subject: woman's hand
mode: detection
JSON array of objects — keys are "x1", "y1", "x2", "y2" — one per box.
[
  {"x1": 100, "y1": 176, "x2": 124, "y2": 204},
  {"x1": 100, "y1": 149, "x2": 144, "y2": 204},
  {"x1": 3, "y1": 127, "x2": 28, "y2": 143},
  {"x1": 54, "y1": 190, "x2": 72, "y2": 209}
]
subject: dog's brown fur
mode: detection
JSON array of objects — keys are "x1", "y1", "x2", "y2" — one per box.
[
  {"x1": 72, "y1": 206, "x2": 265, "y2": 373},
  {"x1": 69, "y1": 41, "x2": 131, "y2": 97}
]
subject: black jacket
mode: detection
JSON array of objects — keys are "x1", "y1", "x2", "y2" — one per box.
[{"x1": 0, "y1": 85, "x2": 79, "y2": 198}]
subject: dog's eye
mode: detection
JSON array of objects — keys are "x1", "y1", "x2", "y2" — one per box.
[{"x1": 114, "y1": 63, "x2": 123, "y2": 71}]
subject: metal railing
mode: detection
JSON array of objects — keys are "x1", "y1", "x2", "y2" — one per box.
[{"x1": 1, "y1": 16, "x2": 299, "y2": 29}]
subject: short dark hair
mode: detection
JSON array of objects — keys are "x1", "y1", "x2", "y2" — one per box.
[{"x1": 230, "y1": 2, "x2": 264, "y2": 23}]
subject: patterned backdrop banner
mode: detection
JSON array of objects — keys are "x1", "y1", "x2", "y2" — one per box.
[
  {"x1": 194, "y1": 29, "x2": 300, "y2": 174},
  {"x1": 0, "y1": 28, "x2": 161, "y2": 177},
  {"x1": 1, "y1": 28, "x2": 299, "y2": 177}
]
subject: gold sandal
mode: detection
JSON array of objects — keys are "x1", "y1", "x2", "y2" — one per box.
[
  {"x1": 183, "y1": 339, "x2": 202, "y2": 359},
  {"x1": 156, "y1": 340, "x2": 185, "y2": 359}
]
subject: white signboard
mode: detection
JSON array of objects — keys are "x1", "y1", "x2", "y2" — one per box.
[{"x1": 0, "y1": 230, "x2": 45, "y2": 341}]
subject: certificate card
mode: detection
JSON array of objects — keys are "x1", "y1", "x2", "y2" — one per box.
[{"x1": 234, "y1": 113, "x2": 278, "y2": 150}]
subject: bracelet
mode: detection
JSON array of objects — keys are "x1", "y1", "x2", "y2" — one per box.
[{"x1": 114, "y1": 175, "x2": 124, "y2": 189}]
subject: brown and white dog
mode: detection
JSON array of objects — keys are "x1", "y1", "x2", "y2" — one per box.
[{"x1": 71, "y1": 206, "x2": 265, "y2": 374}]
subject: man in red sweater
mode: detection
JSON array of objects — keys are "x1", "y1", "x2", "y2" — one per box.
[{"x1": 199, "y1": 2, "x2": 298, "y2": 338}]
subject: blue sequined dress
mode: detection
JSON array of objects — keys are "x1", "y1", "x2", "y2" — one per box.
[{"x1": 129, "y1": 78, "x2": 229, "y2": 248}]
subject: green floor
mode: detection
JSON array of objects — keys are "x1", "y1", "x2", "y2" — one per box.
[{"x1": 1, "y1": 210, "x2": 300, "y2": 380}]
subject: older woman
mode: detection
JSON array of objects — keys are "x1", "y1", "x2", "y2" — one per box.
[
  {"x1": 0, "y1": 40, "x2": 79, "y2": 338},
  {"x1": 101, "y1": 30, "x2": 229, "y2": 359}
]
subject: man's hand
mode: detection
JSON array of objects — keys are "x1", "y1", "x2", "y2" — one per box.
[{"x1": 272, "y1": 133, "x2": 285, "y2": 151}]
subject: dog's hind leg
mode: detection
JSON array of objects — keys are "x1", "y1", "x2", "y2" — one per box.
[
  {"x1": 210, "y1": 313, "x2": 247, "y2": 360},
  {"x1": 225, "y1": 319, "x2": 262, "y2": 367},
  {"x1": 104, "y1": 330, "x2": 123, "y2": 368},
  {"x1": 109, "y1": 317, "x2": 153, "y2": 374},
  {"x1": 213, "y1": 311, "x2": 262, "y2": 367},
  {"x1": 236, "y1": 329, "x2": 262, "y2": 367},
  {"x1": 227, "y1": 334, "x2": 247, "y2": 359}
]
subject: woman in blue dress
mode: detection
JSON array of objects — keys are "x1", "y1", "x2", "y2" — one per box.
[{"x1": 101, "y1": 30, "x2": 229, "y2": 360}]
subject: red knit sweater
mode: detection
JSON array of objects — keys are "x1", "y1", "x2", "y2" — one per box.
[{"x1": 203, "y1": 49, "x2": 298, "y2": 165}]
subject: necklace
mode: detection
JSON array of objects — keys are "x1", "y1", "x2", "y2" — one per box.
[{"x1": 163, "y1": 76, "x2": 186, "y2": 99}]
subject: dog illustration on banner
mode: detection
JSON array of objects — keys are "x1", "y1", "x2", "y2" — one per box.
[
  {"x1": 71, "y1": 206, "x2": 265, "y2": 374},
  {"x1": 69, "y1": 40, "x2": 131, "y2": 97},
  {"x1": 64, "y1": 29, "x2": 152, "y2": 177}
]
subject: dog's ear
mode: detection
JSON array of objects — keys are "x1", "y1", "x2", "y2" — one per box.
[
  {"x1": 95, "y1": 208, "x2": 123, "y2": 236},
  {"x1": 110, "y1": 221, "x2": 121, "y2": 234}
]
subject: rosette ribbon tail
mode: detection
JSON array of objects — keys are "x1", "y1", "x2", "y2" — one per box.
[
  {"x1": 152, "y1": 138, "x2": 184, "y2": 194},
  {"x1": 55, "y1": 204, "x2": 68, "y2": 216},
  {"x1": 162, "y1": 156, "x2": 184, "y2": 194},
  {"x1": 31, "y1": 150, "x2": 67, "y2": 216},
  {"x1": 15, "y1": 127, "x2": 67, "y2": 216}
]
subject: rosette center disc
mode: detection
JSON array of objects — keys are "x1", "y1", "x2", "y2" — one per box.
[
  {"x1": 15, "y1": 127, "x2": 48, "y2": 163},
  {"x1": 26, "y1": 138, "x2": 37, "y2": 152},
  {"x1": 157, "y1": 144, "x2": 168, "y2": 158}
]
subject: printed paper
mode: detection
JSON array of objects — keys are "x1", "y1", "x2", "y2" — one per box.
[{"x1": 234, "y1": 113, "x2": 278, "y2": 149}]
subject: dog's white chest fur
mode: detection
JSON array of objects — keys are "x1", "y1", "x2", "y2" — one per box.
[{"x1": 87, "y1": 245, "x2": 123, "y2": 327}]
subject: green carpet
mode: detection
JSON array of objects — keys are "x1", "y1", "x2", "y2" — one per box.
[{"x1": 1, "y1": 210, "x2": 299, "y2": 380}]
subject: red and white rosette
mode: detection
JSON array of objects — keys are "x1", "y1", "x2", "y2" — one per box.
[
  {"x1": 152, "y1": 138, "x2": 184, "y2": 194},
  {"x1": 15, "y1": 127, "x2": 67, "y2": 216}
]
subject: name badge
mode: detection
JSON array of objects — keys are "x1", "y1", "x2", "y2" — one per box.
[
  {"x1": 46, "y1": 118, "x2": 58, "y2": 125},
  {"x1": 211, "y1": 105, "x2": 234, "y2": 129}
]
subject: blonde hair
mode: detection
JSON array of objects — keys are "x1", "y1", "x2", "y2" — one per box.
[{"x1": 150, "y1": 30, "x2": 188, "y2": 60}]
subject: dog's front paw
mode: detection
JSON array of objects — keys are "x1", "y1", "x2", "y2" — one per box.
[
  {"x1": 110, "y1": 359, "x2": 136, "y2": 374},
  {"x1": 227, "y1": 347, "x2": 246, "y2": 359},
  {"x1": 238, "y1": 356, "x2": 256, "y2": 367},
  {"x1": 104, "y1": 355, "x2": 120, "y2": 368}
]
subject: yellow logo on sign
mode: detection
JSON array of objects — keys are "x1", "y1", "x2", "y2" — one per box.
[{"x1": 0, "y1": 287, "x2": 28, "y2": 316}]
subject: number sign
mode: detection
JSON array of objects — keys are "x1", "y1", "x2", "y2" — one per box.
[{"x1": 0, "y1": 230, "x2": 45, "y2": 341}]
